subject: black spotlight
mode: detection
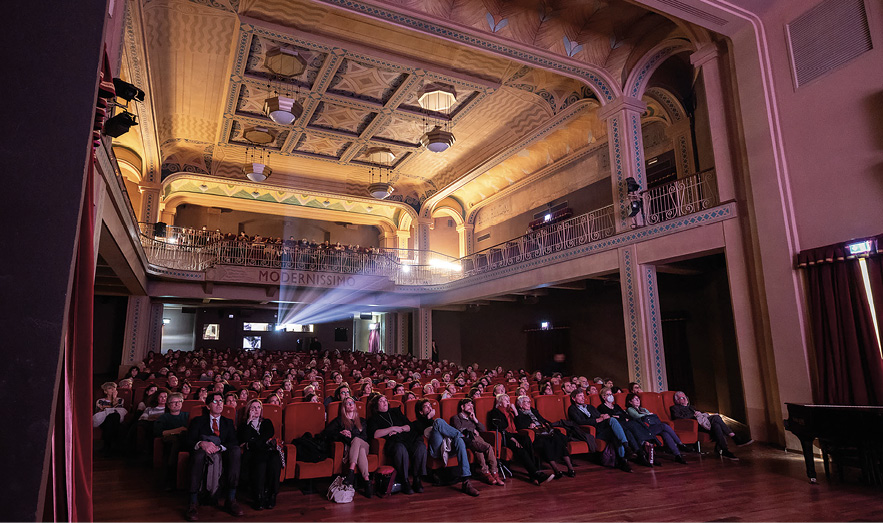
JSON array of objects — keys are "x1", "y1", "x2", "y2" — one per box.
[
  {"x1": 626, "y1": 176, "x2": 641, "y2": 194},
  {"x1": 628, "y1": 199, "x2": 643, "y2": 218},
  {"x1": 112, "y1": 78, "x2": 145, "y2": 103},
  {"x1": 103, "y1": 111, "x2": 138, "y2": 137}
]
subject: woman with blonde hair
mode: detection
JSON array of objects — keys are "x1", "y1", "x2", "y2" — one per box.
[
  {"x1": 238, "y1": 399, "x2": 282, "y2": 510},
  {"x1": 322, "y1": 396, "x2": 373, "y2": 497}
]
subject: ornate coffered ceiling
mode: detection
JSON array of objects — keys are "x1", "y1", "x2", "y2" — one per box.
[{"x1": 121, "y1": 0, "x2": 693, "y2": 223}]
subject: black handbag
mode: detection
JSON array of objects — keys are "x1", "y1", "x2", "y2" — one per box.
[{"x1": 373, "y1": 465, "x2": 396, "y2": 498}]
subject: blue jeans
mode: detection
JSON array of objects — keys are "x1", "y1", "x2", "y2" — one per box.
[
  {"x1": 427, "y1": 418, "x2": 471, "y2": 478},
  {"x1": 607, "y1": 418, "x2": 629, "y2": 458}
]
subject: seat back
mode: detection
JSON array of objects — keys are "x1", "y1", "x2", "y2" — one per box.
[
  {"x1": 588, "y1": 393, "x2": 602, "y2": 407},
  {"x1": 440, "y1": 397, "x2": 460, "y2": 423},
  {"x1": 661, "y1": 391, "x2": 678, "y2": 419},
  {"x1": 262, "y1": 404, "x2": 283, "y2": 439},
  {"x1": 639, "y1": 392, "x2": 667, "y2": 421},
  {"x1": 613, "y1": 392, "x2": 628, "y2": 409},
  {"x1": 534, "y1": 395, "x2": 565, "y2": 423},
  {"x1": 473, "y1": 396, "x2": 495, "y2": 426},
  {"x1": 326, "y1": 400, "x2": 367, "y2": 421},
  {"x1": 283, "y1": 402, "x2": 326, "y2": 443}
]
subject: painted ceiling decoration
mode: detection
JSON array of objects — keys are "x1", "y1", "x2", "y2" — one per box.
[{"x1": 124, "y1": 0, "x2": 705, "y2": 228}]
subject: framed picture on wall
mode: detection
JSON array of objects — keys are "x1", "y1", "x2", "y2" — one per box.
[{"x1": 203, "y1": 323, "x2": 220, "y2": 340}]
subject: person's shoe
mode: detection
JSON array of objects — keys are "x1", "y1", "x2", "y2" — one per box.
[
  {"x1": 482, "y1": 472, "x2": 496, "y2": 485},
  {"x1": 412, "y1": 477, "x2": 424, "y2": 493},
  {"x1": 677, "y1": 444, "x2": 691, "y2": 453},
  {"x1": 616, "y1": 459, "x2": 633, "y2": 473},
  {"x1": 344, "y1": 469, "x2": 356, "y2": 486},
  {"x1": 252, "y1": 496, "x2": 265, "y2": 511},
  {"x1": 266, "y1": 493, "x2": 276, "y2": 509},
  {"x1": 720, "y1": 449, "x2": 739, "y2": 460},
  {"x1": 652, "y1": 458, "x2": 662, "y2": 467},
  {"x1": 185, "y1": 503, "x2": 199, "y2": 522},
  {"x1": 542, "y1": 471, "x2": 556, "y2": 484},
  {"x1": 493, "y1": 473, "x2": 505, "y2": 486},
  {"x1": 675, "y1": 454, "x2": 688, "y2": 465},
  {"x1": 225, "y1": 498, "x2": 244, "y2": 517},
  {"x1": 564, "y1": 469, "x2": 576, "y2": 478},
  {"x1": 462, "y1": 480, "x2": 480, "y2": 497},
  {"x1": 364, "y1": 480, "x2": 374, "y2": 499},
  {"x1": 401, "y1": 481, "x2": 414, "y2": 495}
]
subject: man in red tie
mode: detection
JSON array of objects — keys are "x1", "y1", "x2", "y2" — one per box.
[{"x1": 186, "y1": 391, "x2": 243, "y2": 521}]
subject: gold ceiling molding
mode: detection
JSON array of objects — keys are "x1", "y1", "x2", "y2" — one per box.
[{"x1": 160, "y1": 173, "x2": 416, "y2": 231}]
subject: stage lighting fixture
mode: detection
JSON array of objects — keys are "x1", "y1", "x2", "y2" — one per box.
[
  {"x1": 626, "y1": 176, "x2": 641, "y2": 194},
  {"x1": 112, "y1": 78, "x2": 145, "y2": 103},
  {"x1": 628, "y1": 199, "x2": 643, "y2": 217},
  {"x1": 103, "y1": 111, "x2": 138, "y2": 137}
]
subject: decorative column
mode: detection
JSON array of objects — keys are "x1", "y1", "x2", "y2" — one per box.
[
  {"x1": 381, "y1": 313, "x2": 396, "y2": 355},
  {"x1": 691, "y1": 44, "x2": 737, "y2": 202},
  {"x1": 456, "y1": 222, "x2": 473, "y2": 257},
  {"x1": 139, "y1": 183, "x2": 161, "y2": 223},
  {"x1": 415, "y1": 217, "x2": 432, "y2": 264},
  {"x1": 598, "y1": 96, "x2": 649, "y2": 232},
  {"x1": 397, "y1": 311, "x2": 409, "y2": 355},
  {"x1": 618, "y1": 245, "x2": 667, "y2": 392},
  {"x1": 413, "y1": 307, "x2": 432, "y2": 360},
  {"x1": 395, "y1": 229, "x2": 410, "y2": 253},
  {"x1": 379, "y1": 231, "x2": 398, "y2": 250},
  {"x1": 120, "y1": 296, "x2": 164, "y2": 376}
]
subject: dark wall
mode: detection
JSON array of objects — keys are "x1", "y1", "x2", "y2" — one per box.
[
  {"x1": 432, "y1": 311, "x2": 462, "y2": 363},
  {"x1": 438, "y1": 280, "x2": 628, "y2": 381},
  {"x1": 474, "y1": 177, "x2": 612, "y2": 250},
  {"x1": 188, "y1": 306, "x2": 354, "y2": 353},
  {"x1": 93, "y1": 295, "x2": 129, "y2": 376},
  {"x1": 657, "y1": 254, "x2": 746, "y2": 420}
]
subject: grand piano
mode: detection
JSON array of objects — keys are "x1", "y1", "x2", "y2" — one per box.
[{"x1": 784, "y1": 403, "x2": 883, "y2": 485}]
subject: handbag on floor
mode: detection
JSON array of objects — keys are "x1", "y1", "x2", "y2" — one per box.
[
  {"x1": 327, "y1": 475, "x2": 355, "y2": 504},
  {"x1": 373, "y1": 466, "x2": 396, "y2": 498}
]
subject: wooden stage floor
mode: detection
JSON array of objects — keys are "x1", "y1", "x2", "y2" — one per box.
[{"x1": 93, "y1": 445, "x2": 883, "y2": 522}]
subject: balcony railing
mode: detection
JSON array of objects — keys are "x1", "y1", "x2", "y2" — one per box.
[
  {"x1": 459, "y1": 204, "x2": 615, "y2": 277},
  {"x1": 641, "y1": 169, "x2": 718, "y2": 225}
]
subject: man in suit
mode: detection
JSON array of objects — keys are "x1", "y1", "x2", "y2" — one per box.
[{"x1": 186, "y1": 391, "x2": 243, "y2": 521}]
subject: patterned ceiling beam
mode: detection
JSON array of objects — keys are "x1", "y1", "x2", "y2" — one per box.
[
  {"x1": 282, "y1": 48, "x2": 347, "y2": 153},
  {"x1": 122, "y1": 1, "x2": 162, "y2": 184},
  {"x1": 310, "y1": 0, "x2": 620, "y2": 103}
]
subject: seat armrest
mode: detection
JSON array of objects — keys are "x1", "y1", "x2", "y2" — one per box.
[
  {"x1": 330, "y1": 440, "x2": 345, "y2": 473},
  {"x1": 579, "y1": 425, "x2": 596, "y2": 436},
  {"x1": 518, "y1": 428, "x2": 536, "y2": 442},
  {"x1": 673, "y1": 418, "x2": 698, "y2": 432}
]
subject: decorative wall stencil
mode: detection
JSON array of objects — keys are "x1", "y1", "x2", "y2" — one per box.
[{"x1": 486, "y1": 13, "x2": 508, "y2": 33}]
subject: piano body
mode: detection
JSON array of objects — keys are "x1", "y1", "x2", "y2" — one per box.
[{"x1": 784, "y1": 403, "x2": 883, "y2": 485}]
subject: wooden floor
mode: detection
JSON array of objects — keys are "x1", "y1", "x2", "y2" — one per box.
[{"x1": 93, "y1": 445, "x2": 883, "y2": 522}]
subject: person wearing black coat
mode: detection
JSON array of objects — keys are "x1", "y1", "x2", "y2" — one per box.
[
  {"x1": 567, "y1": 389, "x2": 633, "y2": 472},
  {"x1": 513, "y1": 396, "x2": 575, "y2": 479},
  {"x1": 185, "y1": 392, "x2": 243, "y2": 521},
  {"x1": 597, "y1": 388, "x2": 655, "y2": 467},
  {"x1": 237, "y1": 399, "x2": 282, "y2": 510},
  {"x1": 322, "y1": 396, "x2": 373, "y2": 498},
  {"x1": 487, "y1": 394, "x2": 552, "y2": 485}
]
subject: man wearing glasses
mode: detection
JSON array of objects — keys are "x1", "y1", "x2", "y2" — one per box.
[
  {"x1": 155, "y1": 392, "x2": 189, "y2": 491},
  {"x1": 186, "y1": 391, "x2": 243, "y2": 521}
]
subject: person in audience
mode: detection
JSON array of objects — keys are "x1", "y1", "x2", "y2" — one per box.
[
  {"x1": 597, "y1": 387, "x2": 655, "y2": 467},
  {"x1": 367, "y1": 395, "x2": 426, "y2": 495},
  {"x1": 670, "y1": 391, "x2": 751, "y2": 460},
  {"x1": 195, "y1": 387, "x2": 209, "y2": 403},
  {"x1": 604, "y1": 379, "x2": 622, "y2": 394},
  {"x1": 567, "y1": 389, "x2": 632, "y2": 472},
  {"x1": 238, "y1": 399, "x2": 282, "y2": 511},
  {"x1": 539, "y1": 382, "x2": 554, "y2": 396},
  {"x1": 412, "y1": 399, "x2": 479, "y2": 496},
  {"x1": 562, "y1": 381, "x2": 576, "y2": 395},
  {"x1": 137, "y1": 383, "x2": 159, "y2": 413},
  {"x1": 118, "y1": 377, "x2": 134, "y2": 390},
  {"x1": 180, "y1": 381, "x2": 192, "y2": 398},
  {"x1": 322, "y1": 396, "x2": 373, "y2": 498},
  {"x1": 185, "y1": 391, "x2": 243, "y2": 521},
  {"x1": 627, "y1": 382, "x2": 643, "y2": 394},
  {"x1": 358, "y1": 381, "x2": 373, "y2": 399},
  {"x1": 304, "y1": 393, "x2": 319, "y2": 403},
  {"x1": 625, "y1": 393, "x2": 687, "y2": 465},
  {"x1": 167, "y1": 374, "x2": 180, "y2": 391},
  {"x1": 487, "y1": 394, "x2": 552, "y2": 485},
  {"x1": 225, "y1": 393, "x2": 239, "y2": 409},
  {"x1": 94, "y1": 381, "x2": 127, "y2": 454},
  {"x1": 492, "y1": 383, "x2": 506, "y2": 396},
  {"x1": 468, "y1": 387, "x2": 482, "y2": 400},
  {"x1": 514, "y1": 395, "x2": 575, "y2": 478},
  {"x1": 237, "y1": 388, "x2": 250, "y2": 403},
  {"x1": 404, "y1": 391, "x2": 417, "y2": 402},
  {"x1": 155, "y1": 392, "x2": 189, "y2": 490},
  {"x1": 265, "y1": 394, "x2": 282, "y2": 406},
  {"x1": 139, "y1": 388, "x2": 170, "y2": 421},
  {"x1": 449, "y1": 398, "x2": 503, "y2": 486},
  {"x1": 440, "y1": 383, "x2": 457, "y2": 400},
  {"x1": 326, "y1": 384, "x2": 351, "y2": 407}
]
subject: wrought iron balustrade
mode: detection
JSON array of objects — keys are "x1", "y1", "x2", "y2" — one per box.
[{"x1": 641, "y1": 169, "x2": 718, "y2": 225}]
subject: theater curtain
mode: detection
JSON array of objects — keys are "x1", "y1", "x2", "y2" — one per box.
[
  {"x1": 797, "y1": 235, "x2": 883, "y2": 405},
  {"x1": 65, "y1": 151, "x2": 95, "y2": 521}
]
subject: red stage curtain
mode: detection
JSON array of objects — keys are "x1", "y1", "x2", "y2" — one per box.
[
  {"x1": 65, "y1": 156, "x2": 95, "y2": 521},
  {"x1": 798, "y1": 235, "x2": 883, "y2": 405}
]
